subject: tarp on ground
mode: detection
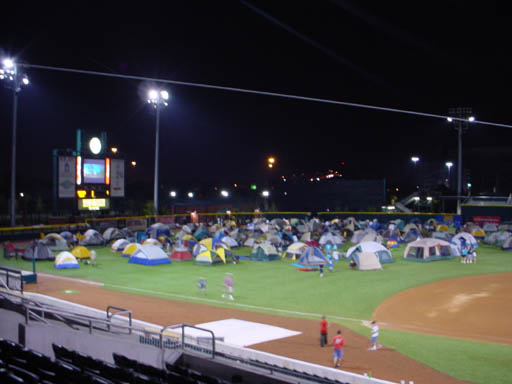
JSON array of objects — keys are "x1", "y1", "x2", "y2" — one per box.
[
  {"x1": 22, "y1": 241, "x2": 54, "y2": 261},
  {"x1": 54, "y1": 251, "x2": 79, "y2": 269},
  {"x1": 128, "y1": 245, "x2": 171, "y2": 265}
]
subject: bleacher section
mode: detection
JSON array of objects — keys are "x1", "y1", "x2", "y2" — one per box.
[{"x1": 0, "y1": 290, "x2": 395, "y2": 384}]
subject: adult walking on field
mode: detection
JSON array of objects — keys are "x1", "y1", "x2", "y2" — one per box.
[
  {"x1": 331, "y1": 329, "x2": 345, "y2": 368},
  {"x1": 320, "y1": 316, "x2": 328, "y2": 347}
]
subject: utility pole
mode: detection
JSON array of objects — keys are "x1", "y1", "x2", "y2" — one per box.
[{"x1": 448, "y1": 107, "x2": 473, "y2": 215}]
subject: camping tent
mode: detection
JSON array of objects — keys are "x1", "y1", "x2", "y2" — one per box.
[
  {"x1": 470, "y1": 226, "x2": 486, "y2": 240},
  {"x1": 319, "y1": 232, "x2": 344, "y2": 246},
  {"x1": 404, "y1": 229, "x2": 422, "y2": 243},
  {"x1": 195, "y1": 250, "x2": 225, "y2": 265},
  {"x1": 60, "y1": 231, "x2": 78, "y2": 246},
  {"x1": 103, "y1": 227, "x2": 125, "y2": 242},
  {"x1": 298, "y1": 247, "x2": 329, "y2": 266},
  {"x1": 71, "y1": 246, "x2": 91, "y2": 259},
  {"x1": 143, "y1": 238, "x2": 163, "y2": 248},
  {"x1": 54, "y1": 251, "x2": 79, "y2": 269},
  {"x1": 42, "y1": 233, "x2": 69, "y2": 251},
  {"x1": 111, "y1": 239, "x2": 130, "y2": 252},
  {"x1": 219, "y1": 236, "x2": 239, "y2": 248},
  {"x1": 128, "y1": 245, "x2": 171, "y2": 265},
  {"x1": 451, "y1": 233, "x2": 478, "y2": 255},
  {"x1": 199, "y1": 238, "x2": 214, "y2": 250},
  {"x1": 145, "y1": 223, "x2": 171, "y2": 239},
  {"x1": 283, "y1": 242, "x2": 307, "y2": 260},
  {"x1": 404, "y1": 238, "x2": 456, "y2": 262},
  {"x1": 170, "y1": 246, "x2": 193, "y2": 261},
  {"x1": 349, "y1": 252, "x2": 382, "y2": 270},
  {"x1": 193, "y1": 226, "x2": 209, "y2": 241},
  {"x1": 483, "y1": 223, "x2": 498, "y2": 232},
  {"x1": 80, "y1": 229, "x2": 106, "y2": 247},
  {"x1": 121, "y1": 243, "x2": 142, "y2": 258},
  {"x1": 250, "y1": 243, "x2": 280, "y2": 261},
  {"x1": 192, "y1": 243, "x2": 209, "y2": 258},
  {"x1": 432, "y1": 232, "x2": 453, "y2": 242},
  {"x1": 502, "y1": 237, "x2": 512, "y2": 251},
  {"x1": 346, "y1": 241, "x2": 393, "y2": 264},
  {"x1": 22, "y1": 241, "x2": 54, "y2": 261},
  {"x1": 436, "y1": 224, "x2": 449, "y2": 232}
]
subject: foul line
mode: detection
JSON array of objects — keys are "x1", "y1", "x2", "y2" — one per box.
[
  {"x1": 104, "y1": 283, "x2": 365, "y2": 323},
  {"x1": 37, "y1": 273, "x2": 104, "y2": 287}
]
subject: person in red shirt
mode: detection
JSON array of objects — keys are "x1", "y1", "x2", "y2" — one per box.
[
  {"x1": 320, "y1": 316, "x2": 328, "y2": 347},
  {"x1": 331, "y1": 329, "x2": 345, "y2": 368}
]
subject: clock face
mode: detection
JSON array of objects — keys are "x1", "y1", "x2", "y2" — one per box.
[{"x1": 89, "y1": 137, "x2": 102, "y2": 154}]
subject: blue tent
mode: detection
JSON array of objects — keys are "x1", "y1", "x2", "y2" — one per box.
[
  {"x1": 212, "y1": 232, "x2": 226, "y2": 247},
  {"x1": 298, "y1": 247, "x2": 329, "y2": 266},
  {"x1": 128, "y1": 245, "x2": 171, "y2": 266}
]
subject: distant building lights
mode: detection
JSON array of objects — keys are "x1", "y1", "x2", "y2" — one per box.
[
  {"x1": 170, "y1": 191, "x2": 177, "y2": 197},
  {"x1": 427, "y1": 197, "x2": 433, "y2": 201},
  {"x1": 188, "y1": 192, "x2": 194, "y2": 198},
  {"x1": 221, "y1": 190, "x2": 229, "y2": 197},
  {"x1": 468, "y1": 116, "x2": 475, "y2": 122},
  {"x1": 262, "y1": 190, "x2": 270, "y2": 197},
  {"x1": 131, "y1": 161, "x2": 136, "y2": 167},
  {"x1": 413, "y1": 197, "x2": 420, "y2": 201},
  {"x1": 447, "y1": 117, "x2": 453, "y2": 122}
]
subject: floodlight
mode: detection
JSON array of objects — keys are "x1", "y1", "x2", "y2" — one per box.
[
  {"x1": 221, "y1": 190, "x2": 229, "y2": 197},
  {"x1": 447, "y1": 117, "x2": 453, "y2": 122},
  {"x1": 160, "y1": 90, "x2": 169, "y2": 100},
  {"x1": 468, "y1": 116, "x2": 475, "y2": 122},
  {"x1": 188, "y1": 192, "x2": 194, "y2": 198},
  {"x1": 262, "y1": 190, "x2": 270, "y2": 197},
  {"x1": 445, "y1": 162, "x2": 453, "y2": 168},
  {"x1": 148, "y1": 89, "x2": 158, "y2": 101},
  {"x1": 411, "y1": 156, "x2": 419, "y2": 163},
  {"x1": 170, "y1": 191, "x2": 177, "y2": 197},
  {"x1": 2, "y1": 59, "x2": 14, "y2": 69},
  {"x1": 22, "y1": 75, "x2": 29, "y2": 85}
]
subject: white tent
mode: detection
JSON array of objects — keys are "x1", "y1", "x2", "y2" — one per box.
[
  {"x1": 347, "y1": 241, "x2": 393, "y2": 264},
  {"x1": 351, "y1": 252, "x2": 382, "y2": 270},
  {"x1": 319, "y1": 232, "x2": 344, "y2": 246},
  {"x1": 128, "y1": 245, "x2": 171, "y2": 265},
  {"x1": 54, "y1": 251, "x2": 79, "y2": 269},
  {"x1": 111, "y1": 239, "x2": 130, "y2": 252}
]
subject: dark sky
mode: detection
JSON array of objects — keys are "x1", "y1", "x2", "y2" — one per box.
[{"x1": 1, "y1": 1, "x2": 511, "y2": 197}]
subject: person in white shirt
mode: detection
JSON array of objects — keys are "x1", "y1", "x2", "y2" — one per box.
[{"x1": 369, "y1": 320, "x2": 381, "y2": 350}]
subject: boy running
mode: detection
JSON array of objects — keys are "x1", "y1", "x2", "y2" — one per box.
[{"x1": 368, "y1": 320, "x2": 381, "y2": 350}]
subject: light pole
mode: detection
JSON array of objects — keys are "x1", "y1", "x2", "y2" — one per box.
[
  {"x1": 147, "y1": 88, "x2": 169, "y2": 216},
  {"x1": 411, "y1": 156, "x2": 419, "y2": 190},
  {"x1": 445, "y1": 162, "x2": 453, "y2": 188},
  {"x1": 448, "y1": 108, "x2": 474, "y2": 214},
  {"x1": 1, "y1": 58, "x2": 29, "y2": 226}
]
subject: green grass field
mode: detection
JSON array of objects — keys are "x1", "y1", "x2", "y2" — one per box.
[{"x1": 2, "y1": 243, "x2": 512, "y2": 383}]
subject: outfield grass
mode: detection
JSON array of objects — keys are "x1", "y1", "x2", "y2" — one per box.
[{"x1": 1, "y1": 243, "x2": 511, "y2": 383}]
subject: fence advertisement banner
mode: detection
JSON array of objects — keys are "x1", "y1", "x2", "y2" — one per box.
[
  {"x1": 58, "y1": 156, "x2": 76, "y2": 198},
  {"x1": 473, "y1": 216, "x2": 501, "y2": 226},
  {"x1": 110, "y1": 159, "x2": 125, "y2": 197}
]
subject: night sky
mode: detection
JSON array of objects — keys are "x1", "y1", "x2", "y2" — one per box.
[{"x1": 1, "y1": 1, "x2": 511, "y2": 201}]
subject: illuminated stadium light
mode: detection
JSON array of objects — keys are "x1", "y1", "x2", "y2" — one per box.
[
  {"x1": 89, "y1": 137, "x2": 102, "y2": 155},
  {"x1": 447, "y1": 117, "x2": 453, "y2": 122},
  {"x1": 468, "y1": 116, "x2": 475, "y2": 122},
  {"x1": 170, "y1": 191, "x2": 177, "y2": 197},
  {"x1": 188, "y1": 192, "x2": 194, "y2": 198},
  {"x1": 262, "y1": 190, "x2": 270, "y2": 197},
  {"x1": 221, "y1": 190, "x2": 229, "y2": 197}
]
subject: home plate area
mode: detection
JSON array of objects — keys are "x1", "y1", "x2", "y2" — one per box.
[{"x1": 178, "y1": 318, "x2": 301, "y2": 347}]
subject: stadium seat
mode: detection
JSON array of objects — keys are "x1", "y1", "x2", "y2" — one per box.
[
  {"x1": 52, "y1": 343, "x2": 74, "y2": 363},
  {"x1": 0, "y1": 370, "x2": 24, "y2": 384},
  {"x1": 7, "y1": 364, "x2": 40, "y2": 384}
]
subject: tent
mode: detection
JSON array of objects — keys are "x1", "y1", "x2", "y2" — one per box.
[
  {"x1": 121, "y1": 228, "x2": 136, "y2": 242},
  {"x1": 471, "y1": 226, "x2": 486, "y2": 240},
  {"x1": 243, "y1": 238, "x2": 257, "y2": 248},
  {"x1": 404, "y1": 238, "x2": 456, "y2": 262},
  {"x1": 451, "y1": 233, "x2": 478, "y2": 255},
  {"x1": 128, "y1": 245, "x2": 171, "y2": 265},
  {"x1": 170, "y1": 246, "x2": 193, "y2": 261},
  {"x1": 219, "y1": 236, "x2": 239, "y2": 248},
  {"x1": 432, "y1": 232, "x2": 453, "y2": 242},
  {"x1": 359, "y1": 233, "x2": 382, "y2": 244},
  {"x1": 299, "y1": 232, "x2": 312, "y2": 243},
  {"x1": 482, "y1": 223, "x2": 498, "y2": 232},
  {"x1": 103, "y1": 227, "x2": 125, "y2": 242},
  {"x1": 60, "y1": 231, "x2": 78, "y2": 246},
  {"x1": 71, "y1": 246, "x2": 91, "y2": 259},
  {"x1": 404, "y1": 229, "x2": 422, "y2": 243},
  {"x1": 319, "y1": 232, "x2": 344, "y2": 246},
  {"x1": 54, "y1": 251, "x2": 80, "y2": 269},
  {"x1": 22, "y1": 241, "x2": 54, "y2": 261},
  {"x1": 80, "y1": 229, "x2": 106, "y2": 247},
  {"x1": 199, "y1": 238, "x2": 214, "y2": 250},
  {"x1": 111, "y1": 239, "x2": 130, "y2": 252},
  {"x1": 349, "y1": 252, "x2": 382, "y2": 270},
  {"x1": 145, "y1": 223, "x2": 171, "y2": 239},
  {"x1": 195, "y1": 250, "x2": 226, "y2": 265},
  {"x1": 143, "y1": 238, "x2": 163, "y2": 248},
  {"x1": 298, "y1": 247, "x2": 329, "y2": 266},
  {"x1": 121, "y1": 243, "x2": 142, "y2": 258},
  {"x1": 250, "y1": 243, "x2": 280, "y2": 261},
  {"x1": 192, "y1": 243, "x2": 209, "y2": 258},
  {"x1": 193, "y1": 226, "x2": 209, "y2": 241},
  {"x1": 502, "y1": 237, "x2": 512, "y2": 251},
  {"x1": 350, "y1": 230, "x2": 367, "y2": 244},
  {"x1": 42, "y1": 233, "x2": 69, "y2": 251},
  {"x1": 403, "y1": 223, "x2": 420, "y2": 233},
  {"x1": 436, "y1": 224, "x2": 449, "y2": 232},
  {"x1": 347, "y1": 241, "x2": 393, "y2": 264},
  {"x1": 283, "y1": 242, "x2": 307, "y2": 260}
]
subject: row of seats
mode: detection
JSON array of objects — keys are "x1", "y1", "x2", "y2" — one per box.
[{"x1": 0, "y1": 338, "x2": 227, "y2": 384}]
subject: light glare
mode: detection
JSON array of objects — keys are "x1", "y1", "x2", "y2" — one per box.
[
  {"x1": 148, "y1": 89, "x2": 158, "y2": 100},
  {"x1": 160, "y1": 90, "x2": 169, "y2": 100},
  {"x1": 3, "y1": 59, "x2": 14, "y2": 68}
]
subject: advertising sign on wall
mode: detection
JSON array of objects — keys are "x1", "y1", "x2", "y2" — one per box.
[
  {"x1": 58, "y1": 156, "x2": 76, "y2": 198},
  {"x1": 110, "y1": 159, "x2": 125, "y2": 197}
]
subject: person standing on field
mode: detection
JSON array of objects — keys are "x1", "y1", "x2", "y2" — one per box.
[
  {"x1": 320, "y1": 316, "x2": 328, "y2": 347},
  {"x1": 331, "y1": 330, "x2": 345, "y2": 368}
]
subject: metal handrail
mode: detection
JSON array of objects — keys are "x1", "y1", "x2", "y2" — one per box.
[
  {"x1": 159, "y1": 323, "x2": 216, "y2": 369},
  {"x1": 106, "y1": 306, "x2": 132, "y2": 334}
]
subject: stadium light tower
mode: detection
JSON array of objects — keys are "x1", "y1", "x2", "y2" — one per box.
[
  {"x1": 1, "y1": 58, "x2": 29, "y2": 226},
  {"x1": 147, "y1": 88, "x2": 169, "y2": 215},
  {"x1": 411, "y1": 156, "x2": 419, "y2": 189},
  {"x1": 445, "y1": 162, "x2": 453, "y2": 188}
]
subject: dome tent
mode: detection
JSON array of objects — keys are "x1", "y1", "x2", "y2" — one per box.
[
  {"x1": 128, "y1": 245, "x2": 171, "y2": 266},
  {"x1": 121, "y1": 243, "x2": 142, "y2": 258},
  {"x1": 346, "y1": 241, "x2": 393, "y2": 264},
  {"x1": 404, "y1": 238, "x2": 456, "y2": 262},
  {"x1": 80, "y1": 229, "x2": 106, "y2": 247},
  {"x1": 298, "y1": 246, "x2": 329, "y2": 266},
  {"x1": 249, "y1": 243, "x2": 280, "y2": 261},
  {"x1": 54, "y1": 252, "x2": 79, "y2": 269},
  {"x1": 23, "y1": 241, "x2": 54, "y2": 261},
  {"x1": 71, "y1": 246, "x2": 91, "y2": 259},
  {"x1": 111, "y1": 239, "x2": 130, "y2": 252},
  {"x1": 42, "y1": 233, "x2": 69, "y2": 251},
  {"x1": 103, "y1": 227, "x2": 125, "y2": 242}
]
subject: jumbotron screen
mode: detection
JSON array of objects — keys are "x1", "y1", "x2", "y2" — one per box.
[{"x1": 83, "y1": 158, "x2": 105, "y2": 184}]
